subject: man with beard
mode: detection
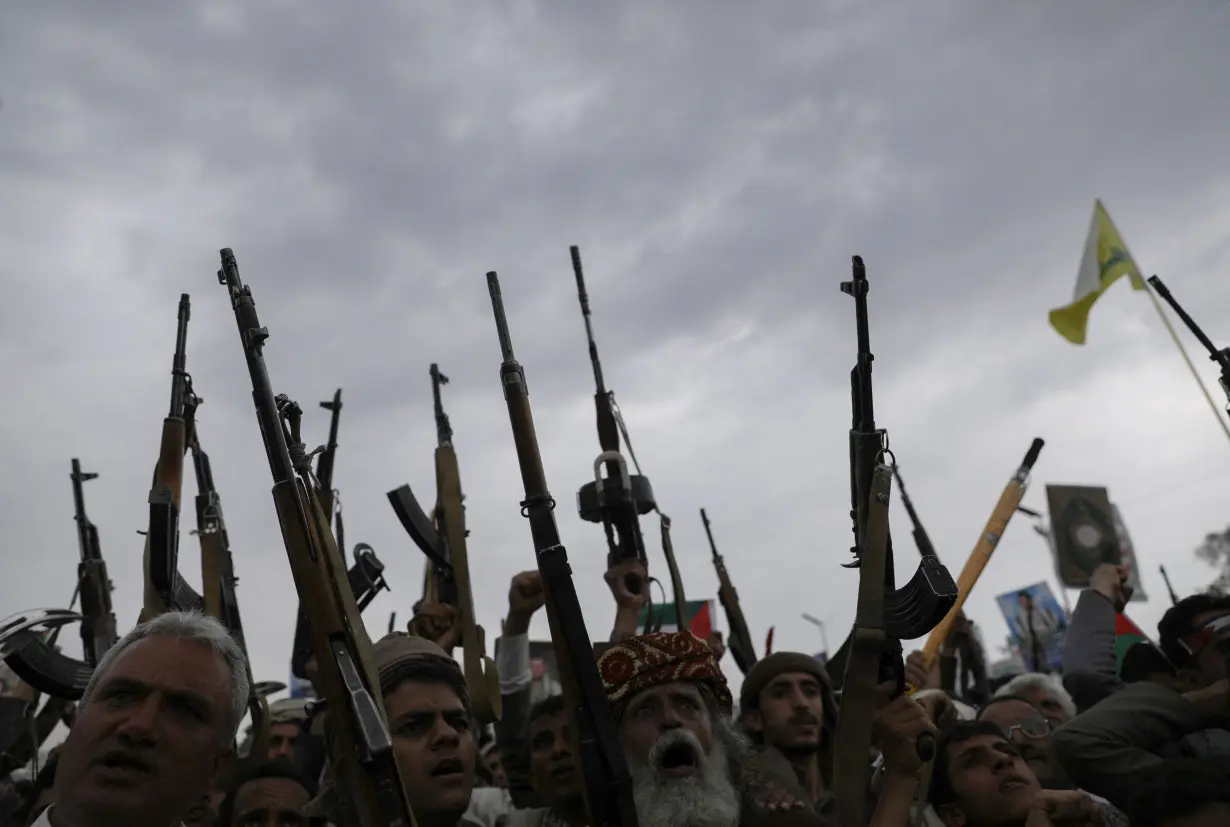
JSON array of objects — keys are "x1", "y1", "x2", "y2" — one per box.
[
  {"x1": 929, "y1": 721, "x2": 1105, "y2": 827},
  {"x1": 40, "y1": 611, "x2": 250, "y2": 827},
  {"x1": 597, "y1": 631, "x2": 852, "y2": 827},
  {"x1": 737, "y1": 653, "x2": 837, "y2": 816},
  {"x1": 305, "y1": 633, "x2": 481, "y2": 827}
]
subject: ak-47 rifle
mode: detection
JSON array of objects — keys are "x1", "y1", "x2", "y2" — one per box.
[
  {"x1": 487, "y1": 271, "x2": 638, "y2": 827},
  {"x1": 832, "y1": 257, "x2": 958, "y2": 827},
  {"x1": 218, "y1": 248, "x2": 415, "y2": 827},
  {"x1": 316, "y1": 388, "x2": 343, "y2": 534},
  {"x1": 1147, "y1": 275, "x2": 1230, "y2": 416},
  {"x1": 146, "y1": 294, "x2": 195, "y2": 619},
  {"x1": 3, "y1": 461, "x2": 119, "y2": 699},
  {"x1": 570, "y1": 247, "x2": 655, "y2": 610},
  {"x1": 188, "y1": 397, "x2": 272, "y2": 764},
  {"x1": 385, "y1": 364, "x2": 501, "y2": 726},
  {"x1": 699, "y1": 508, "x2": 757, "y2": 676}
]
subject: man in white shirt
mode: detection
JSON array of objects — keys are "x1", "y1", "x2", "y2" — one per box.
[{"x1": 34, "y1": 611, "x2": 250, "y2": 827}]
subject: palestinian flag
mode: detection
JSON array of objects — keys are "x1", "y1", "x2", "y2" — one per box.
[
  {"x1": 638, "y1": 599, "x2": 716, "y2": 639},
  {"x1": 1113, "y1": 612, "x2": 1150, "y2": 673}
]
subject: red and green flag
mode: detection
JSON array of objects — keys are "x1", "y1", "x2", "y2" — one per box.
[
  {"x1": 638, "y1": 599, "x2": 716, "y2": 639},
  {"x1": 1113, "y1": 612, "x2": 1150, "y2": 673}
]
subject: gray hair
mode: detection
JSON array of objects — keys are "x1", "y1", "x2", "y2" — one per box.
[
  {"x1": 994, "y1": 672, "x2": 1076, "y2": 718},
  {"x1": 81, "y1": 611, "x2": 250, "y2": 744}
]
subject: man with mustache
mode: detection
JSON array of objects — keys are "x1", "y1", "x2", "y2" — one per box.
[
  {"x1": 928, "y1": 721, "x2": 1104, "y2": 827},
  {"x1": 40, "y1": 611, "x2": 250, "y2": 827},
  {"x1": 305, "y1": 632, "x2": 482, "y2": 827},
  {"x1": 598, "y1": 631, "x2": 830, "y2": 827},
  {"x1": 737, "y1": 652, "x2": 837, "y2": 815}
]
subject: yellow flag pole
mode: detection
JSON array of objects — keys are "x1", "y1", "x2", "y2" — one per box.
[{"x1": 1143, "y1": 281, "x2": 1230, "y2": 446}]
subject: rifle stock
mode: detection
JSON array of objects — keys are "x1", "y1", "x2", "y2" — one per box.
[
  {"x1": 700, "y1": 508, "x2": 757, "y2": 675},
  {"x1": 219, "y1": 248, "x2": 415, "y2": 827},
  {"x1": 487, "y1": 271, "x2": 638, "y2": 827}
]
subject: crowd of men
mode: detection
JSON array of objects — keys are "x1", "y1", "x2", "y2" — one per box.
[{"x1": 0, "y1": 556, "x2": 1227, "y2": 827}]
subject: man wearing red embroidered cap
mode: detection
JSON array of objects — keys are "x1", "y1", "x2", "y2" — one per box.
[{"x1": 597, "y1": 631, "x2": 825, "y2": 827}]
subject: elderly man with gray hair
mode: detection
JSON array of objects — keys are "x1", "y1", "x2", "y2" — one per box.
[{"x1": 37, "y1": 611, "x2": 250, "y2": 827}]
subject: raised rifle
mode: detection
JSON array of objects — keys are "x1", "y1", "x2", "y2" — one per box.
[
  {"x1": 1147, "y1": 275, "x2": 1230, "y2": 415},
  {"x1": 487, "y1": 271, "x2": 638, "y2": 827},
  {"x1": 316, "y1": 388, "x2": 343, "y2": 532},
  {"x1": 218, "y1": 248, "x2": 415, "y2": 827},
  {"x1": 570, "y1": 246, "x2": 654, "y2": 609},
  {"x1": 699, "y1": 508, "x2": 757, "y2": 676},
  {"x1": 385, "y1": 364, "x2": 501, "y2": 725},
  {"x1": 145, "y1": 293, "x2": 194, "y2": 619},
  {"x1": 3, "y1": 461, "x2": 120, "y2": 699},
  {"x1": 832, "y1": 256, "x2": 958, "y2": 827},
  {"x1": 188, "y1": 397, "x2": 272, "y2": 764},
  {"x1": 1159, "y1": 565, "x2": 1179, "y2": 606},
  {"x1": 290, "y1": 545, "x2": 390, "y2": 684}
]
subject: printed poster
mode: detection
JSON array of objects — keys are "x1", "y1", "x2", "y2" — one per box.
[{"x1": 996, "y1": 581, "x2": 1069, "y2": 672}]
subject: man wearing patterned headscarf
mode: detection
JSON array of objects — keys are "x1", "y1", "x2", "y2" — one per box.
[{"x1": 598, "y1": 631, "x2": 823, "y2": 827}]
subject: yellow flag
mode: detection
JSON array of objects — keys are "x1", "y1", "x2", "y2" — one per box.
[{"x1": 1048, "y1": 200, "x2": 1147, "y2": 344}]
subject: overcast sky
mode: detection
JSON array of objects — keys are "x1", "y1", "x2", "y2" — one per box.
[{"x1": 3, "y1": 1, "x2": 1229, "y2": 710}]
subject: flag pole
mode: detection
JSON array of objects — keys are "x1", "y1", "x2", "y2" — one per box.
[{"x1": 1143, "y1": 281, "x2": 1230, "y2": 446}]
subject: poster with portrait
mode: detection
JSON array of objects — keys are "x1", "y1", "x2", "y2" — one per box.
[
  {"x1": 1111, "y1": 503, "x2": 1148, "y2": 602},
  {"x1": 996, "y1": 581, "x2": 1068, "y2": 672},
  {"x1": 1046, "y1": 484, "x2": 1121, "y2": 588}
]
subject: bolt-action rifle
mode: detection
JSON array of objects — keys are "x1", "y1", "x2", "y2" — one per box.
[
  {"x1": 145, "y1": 294, "x2": 195, "y2": 620},
  {"x1": 386, "y1": 363, "x2": 501, "y2": 726},
  {"x1": 570, "y1": 247, "x2": 655, "y2": 611},
  {"x1": 3, "y1": 461, "x2": 119, "y2": 699},
  {"x1": 832, "y1": 257, "x2": 958, "y2": 827},
  {"x1": 218, "y1": 248, "x2": 416, "y2": 827},
  {"x1": 487, "y1": 271, "x2": 639, "y2": 827},
  {"x1": 699, "y1": 509, "x2": 757, "y2": 676}
]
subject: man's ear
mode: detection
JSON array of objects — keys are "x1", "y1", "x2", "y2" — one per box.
[
  {"x1": 742, "y1": 709, "x2": 764, "y2": 734},
  {"x1": 935, "y1": 803, "x2": 966, "y2": 827}
]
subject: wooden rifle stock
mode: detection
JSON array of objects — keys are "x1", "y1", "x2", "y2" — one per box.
[
  {"x1": 487, "y1": 271, "x2": 638, "y2": 827},
  {"x1": 431, "y1": 364, "x2": 501, "y2": 726},
  {"x1": 700, "y1": 508, "x2": 757, "y2": 675},
  {"x1": 218, "y1": 249, "x2": 415, "y2": 827}
]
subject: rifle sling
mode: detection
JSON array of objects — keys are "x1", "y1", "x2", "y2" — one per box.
[{"x1": 834, "y1": 463, "x2": 893, "y2": 827}]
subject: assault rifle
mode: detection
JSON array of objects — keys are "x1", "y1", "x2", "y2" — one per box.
[
  {"x1": 699, "y1": 509, "x2": 757, "y2": 676},
  {"x1": 150, "y1": 381, "x2": 206, "y2": 615},
  {"x1": 3, "y1": 460, "x2": 119, "y2": 699},
  {"x1": 832, "y1": 257, "x2": 957, "y2": 827},
  {"x1": 316, "y1": 388, "x2": 343, "y2": 530},
  {"x1": 188, "y1": 396, "x2": 273, "y2": 764},
  {"x1": 487, "y1": 271, "x2": 638, "y2": 827},
  {"x1": 1147, "y1": 275, "x2": 1230, "y2": 414},
  {"x1": 387, "y1": 364, "x2": 500, "y2": 724},
  {"x1": 218, "y1": 249, "x2": 414, "y2": 827},
  {"x1": 145, "y1": 293, "x2": 194, "y2": 619},
  {"x1": 570, "y1": 247, "x2": 654, "y2": 606}
]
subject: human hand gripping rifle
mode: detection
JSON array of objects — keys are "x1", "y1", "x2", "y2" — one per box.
[
  {"x1": 832, "y1": 256, "x2": 958, "y2": 827},
  {"x1": 218, "y1": 248, "x2": 416, "y2": 827},
  {"x1": 1147, "y1": 275, "x2": 1230, "y2": 416},
  {"x1": 699, "y1": 509, "x2": 758, "y2": 676},
  {"x1": 570, "y1": 247, "x2": 655, "y2": 614},
  {"x1": 144, "y1": 294, "x2": 195, "y2": 621},
  {"x1": 3, "y1": 460, "x2": 119, "y2": 699},
  {"x1": 188, "y1": 403, "x2": 276, "y2": 765},
  {"x1": 386, "y1": 363, "x2": 501, "y2": 726},
  {"x1": 487, "y1": 271, "x2": 638, "y2": 827}
]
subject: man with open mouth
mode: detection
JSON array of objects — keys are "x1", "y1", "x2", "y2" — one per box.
[{"x1": 598, "y1": 631, "x2": 823, "y2": 827}]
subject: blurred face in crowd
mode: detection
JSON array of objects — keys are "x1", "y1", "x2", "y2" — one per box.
[
  {"x1": 267, "y1": 723, "x2": 300, "y2": 762},
  {"x1": 53, "y1": 636, "x2": 235, "y2": 827},
  {"x1": 482, "y1": 746, "x2": 508, "y2": 788},
  {"x1": 385, "y1": 680, "x2": 477, "y2": 820},
  {"x1": 1188, "y1": 609, "x2": 1230, "y2": 685},
  {"x1": 1014, "y1": 685, "x2": 1071, "y2": 728},
  {"x1": 228, "y1": 775, "x2": 310, "y2": 827},
  {"x1": 619, "y1": 682, "x2": 740, "y2": 827},
  {"x1": 741, "y1": 671, "x2": 825, "y2": 757},
  {"x1": 529, "y1": 707, "x2": 584, "y2": 806},
  {"x1": 936, "y1": 733, "x2": 1041, "y2": 827},
  {"x1": 978, "y1": 700, "x2": 1062, "y2": 789}
]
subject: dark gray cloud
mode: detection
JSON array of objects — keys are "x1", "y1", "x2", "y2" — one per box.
[{"x1": 2, "y1": 0, "x2": 1230, "y2": 723}]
